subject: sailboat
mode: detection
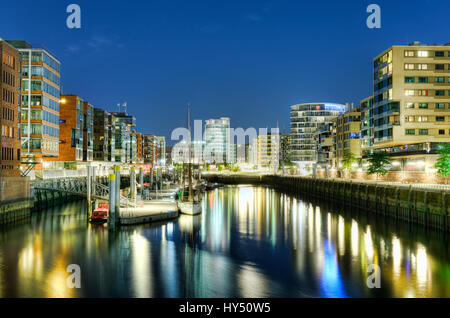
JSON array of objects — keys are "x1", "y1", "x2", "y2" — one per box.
[{"x1": 178, "y1": 104, "x2": 202, "y2": 215}]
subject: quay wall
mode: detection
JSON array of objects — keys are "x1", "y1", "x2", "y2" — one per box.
[
  {"x1": 204, "y1": 174, "x2": 450, "y2": 232},
  {"x1": 0, "y1": 177, "x2": 33, "y2": 225}
]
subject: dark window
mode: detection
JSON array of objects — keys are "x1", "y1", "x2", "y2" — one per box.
[
  {"x1": 419, "y1": 129, "x2": 428, "y2": 135},
  {"x1": 439, "y1": 129, "x2": 445, "y2": 135},
  {"x1": 405, "y1": 77, "x2": 415, "y2": 83},
  {"x1": 436, "y1": 64, "x2": 445, "y2": 70},
  {"x1": 418, "y1": 77, "x2": 428, "y2": 83},
  {"x1": 436, "y1": 116, "x2": 445, "y2": 122},
  {"x1": 436, "y1": 103, "x2": 445, "y2": 109},
  {"x1": 435, "y1": 51, "x2": 444, "y2": 57},
  {"x1": 436, "y1": 90, "x2": 445, "y2": 96}
]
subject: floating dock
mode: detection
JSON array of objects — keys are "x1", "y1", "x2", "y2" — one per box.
[{"x1": 119, "y1": 200, "x2": 179, "y2": 225}]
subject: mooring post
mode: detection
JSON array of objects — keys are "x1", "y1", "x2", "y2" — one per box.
[
  {"x1": 87, "y1": 165, "x2": 92, "y2": 217},
  {"x1": 108, "y1": 173, "x2": 116, "y2": 230},
  {"x1": 150, "y1": 168, "x2": 154, "y2": 190},
  {"x1": 115, "y1": 165, "x2": 121, "y2": 222}
]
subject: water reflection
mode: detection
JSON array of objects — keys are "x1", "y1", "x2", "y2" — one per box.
[{"x1": 0, "y1": 186, "x2": 450, "y2": 297}]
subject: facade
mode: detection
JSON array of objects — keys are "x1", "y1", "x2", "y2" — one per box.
[
  {"x1": 83, "y1": 101, "x2": 93, "y2": 162},
  {"x1": 360, "y1": 96, "x2": 374, "y2": 151},
  {"x1": 111, "y1": 112, "x2": 136, "y2": 163},
  {"x1": 143, "y1": 134, "x2": 155, "y2": 165},
  {"x1": 333, "y1": 105, "x2": 362, "y2": 169},
  {"x1": 0, "y1": 40, "x2": 20, "y2": 176},
  {"x1": 93, "y1": 108, "x2": 109, "y2": 161},
  {"x1": 155, "y1": 136, "x2": 166, "y2": 167},
  {"x1": 132, "y1": 132, "x2": 143, "y2": 163},
  {"x1": 107, "y1": 113, "x2": 116, "y2": 162},
  {"x1": 45, "y1": 95, "x2": 83, "y2": 164},
  {"x1": 290, "y1": 103, "x2": 346, "y2": 170},
  {"x1": 8, "y1": 41, "x2": 61, "y2": 165},
  {"x1": 256, "y1": 133, "x2": 280, "y2": 170},
  {"x1": 279, "y1": 134, "x2": 291, "y2": 164},
  {"x1": 313, "y1": 123, "x2": 334, "y2": 168},
  {"x1": 368, "y1": 43, "x2": 450, "y2": 170},
  {"x1": 204, "y1": 117, "x2": 232, "y2": 164}
]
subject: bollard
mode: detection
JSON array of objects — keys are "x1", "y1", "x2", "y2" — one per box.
[{"x1": 108, "y1": 173, "x2": 116, "y2": 230}]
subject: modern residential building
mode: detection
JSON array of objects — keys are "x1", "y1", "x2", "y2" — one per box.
[
  {"x1": 165, "y1": 145, "x2": 172, "y2": 165},
  {"x1": 256, "y1": 133, "x2": 280, "y2": 170},
  {"x1": 45, "y1": 95, "x2": 83, "y2": 166},
  {"x1": 107, "y1": 113, "x2": 116, "y2": 162},
  {"x1": 143, "y1": 134, "x2": 155, "y2": 165},
  {"x1": 333, "y1": 105, "x2": 362, "y2": 169},
  {"x1": 204, "y1": 117, "x2": 233, "y2": 164},
  {"x1": 155, "y1": 136, "x2": 166, "y2": 167},
  {"x1": 111, "y1": 112, "x2": 136, "y2": 163},
  {"x1": 131, "y1": 131, "x2": 143, "y2": 164},
  {"x1": 360, "y1": 96, "x2": 374, "y2": 151},
  {"x1": 368, "y1": 42, "x2": 450, "y2": 170},
  {"x1": 290, "y1": 103, "x2": 346, "y2": 171},
  {"x1": 0, "y1": 40, "x2": 20, "y2": 176},
  {"x1": 313, "y1": 123, "x2": 334, "y2": 168},
  {"x1": 279, "y1": 134, "x2": 291, "y2": 164},
  {"x1": 8, "y1": 41, "x2": 61, "y2": 166},
  {"x1": 93, "y1": 108, "x2": 109, "y2": 161},
  {"x1": 83, "y1": 101, "x2": 93, "y2": 162}
]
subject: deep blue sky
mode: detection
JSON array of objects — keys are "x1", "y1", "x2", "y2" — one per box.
[{"x1": 1, "y1": 0, "x2": 448, "y2": 143}]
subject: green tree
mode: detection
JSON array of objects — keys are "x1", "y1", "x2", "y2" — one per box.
[
  {"x1": 435, "y1": 143, "x2": 450, "y2": 184},
  {"x1": 367, "y1": 151, "x2": 391, "y2": 181},
  {"x1": 342, "y1": 150, "x2": 357, "y2": 172},
  {"x1": 232, "y1": 164, "x2": 240, "y2": 172},
  {"x1": 217, "y1": 164, "x2": 223, "y2": 172}
]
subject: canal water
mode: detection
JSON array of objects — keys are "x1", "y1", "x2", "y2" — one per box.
[{"x1": 0, "y1": 185, "x2": 449, "y2": 298}]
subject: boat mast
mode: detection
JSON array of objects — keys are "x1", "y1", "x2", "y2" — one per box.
[{"x1": 188, "y1": 103, "x2": 193, "y2": 202}]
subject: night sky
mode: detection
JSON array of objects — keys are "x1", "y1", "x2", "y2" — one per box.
[{"x1": 1, "y1": 0, "x2": 448, "y2": 144}]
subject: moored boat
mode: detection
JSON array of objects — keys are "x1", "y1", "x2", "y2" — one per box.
[{"x1": 90, "y1": 202, "x2": 109, "y2": 223}]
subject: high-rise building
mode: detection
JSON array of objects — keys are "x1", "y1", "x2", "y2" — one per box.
[
  {"x1": 290, "y1": 103, "x2": 346, "y2": 170},
  {"x1": 45, "y1": 95, "x2": 83, "y2": 164},
  {"x1": 0, "y1": 40, "x2": 20, "y2": 176},
  {"x1": 333, "y1": 105, "x2": 362, "y2": 169},
  {"x1": 367, "y1": 43, "x2": 450, "y2": 170},
  {"x1": 204, "y1": 117, "x2": 232, "y2": 164},
  {"x1": 93, "y1": 108, "x2": 109, "y2": 161},
  {"x1": 83, "y1": 101, "x2": 93, "y2": 162},
  {"x1": 8, "y1": 41, "x2": 61, "y2": 166}
]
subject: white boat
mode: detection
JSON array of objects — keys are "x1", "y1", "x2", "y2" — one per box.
[{"x1": 178, "y1": 201, "x2": 202, "y2": 215}]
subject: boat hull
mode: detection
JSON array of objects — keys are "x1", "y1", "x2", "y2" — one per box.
[{"x1": 178, "y1": 201, "x2": 202, "y2": 215}]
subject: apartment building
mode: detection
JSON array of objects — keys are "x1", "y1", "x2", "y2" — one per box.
[
  {"x1": 290, "y1": 103, "x2": 346, "y2": 172},
  {"x1": 8, "y1": 41, "x2": 61, "y2": 165},
  {"x1": 368, "y1": 42, "x2": 450, "y2": 170},
  {"x1": 83, "y1": 101, "x2": 93, "y2": 162},
  {"x1": 45, "y1": 95, "x2": 83, "y2": 165},
  {"x1": 333, "y1": 105, "x2": 362, "y2": 169},
  {"x1": 0, "y1": 40, "x2": 20, "y2": 176},
  {"x1": 93, "y1": 108, "x2": 109, "y2": 161},
  {"x1": 256, "y1": 133, "x2": 280, "y2": 170},
  {"x1": 313, "y1": 123, "x2": 334, "y2": 168},
  {"x1": 204, "y1": 117, "x2": 233, "y2": 164}
]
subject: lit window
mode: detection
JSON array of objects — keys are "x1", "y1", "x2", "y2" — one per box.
[
  {"x1": 404, "y1": 63, "x2": 414, "y2": 70},
  {"x1": 436, "y1": 103, "x2": 445, "y2": 109},
  {"x1": 418, "y1": 51, "x2": 428, "y2": 57},
  {"x1": 404, "y1": 51, "x2": 415, "y2": 57},
  {"x1": 418, "y1": 90, "x2": 428, "y2": 96},
  {"x1": 404, "y1": 90, "x2": 415, "y2": 96},
  {"x1": 405, "y1": 102, "x2": 414, "y2": 109},
  {"x1": 418, "y1": 64, "x2": 428, "y2": 70},
  {"x1": 417, "y1": 116, "x2": 428, "y2": 122}
]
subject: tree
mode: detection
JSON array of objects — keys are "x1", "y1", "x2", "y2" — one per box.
[
  {"x1": 342, "y1": 150, "x2": 357, "y2": 172},
  {"x1": 435, "y1": 143, "x2": 450, "y2": 184},
  {"x1": 366, "y1": 151, "x2": 391, "y2": 181},
  {"x1": 232, "y1": 164, "x2": 240, "y2": 172}
]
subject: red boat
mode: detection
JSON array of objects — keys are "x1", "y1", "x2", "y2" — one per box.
[{"x1": 90, "y1": 202, "x2": 109, "y2": 223}]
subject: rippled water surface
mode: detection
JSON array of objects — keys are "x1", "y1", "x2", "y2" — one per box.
[{"x1": 1, "y1": 185, "x2": 449, "y2": 297}]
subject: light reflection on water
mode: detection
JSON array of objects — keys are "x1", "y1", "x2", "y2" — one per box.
[{"x1": 0, "y1": 185, "x2": 450, "y2": 298}]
